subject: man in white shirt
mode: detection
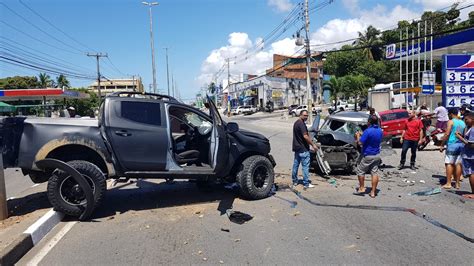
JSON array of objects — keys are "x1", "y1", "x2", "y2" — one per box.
[{"x1": 433, "y1": 102, "x2": 449, "y2": 130}]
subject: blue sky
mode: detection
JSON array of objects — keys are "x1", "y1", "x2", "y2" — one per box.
[{"x1": 0, "y1": 0, "x2": 470, "y2": 100}]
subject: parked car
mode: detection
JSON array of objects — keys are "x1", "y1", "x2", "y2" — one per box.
[
  {"x1": 379, "y1": 109, "x2": 409, "y2": 143},
  {"x1": 288, "y1": 104, "x2": 299, "y2": 115},
  {"x1": 232, "y1": 106, "x2": 243, "y2": 115},
  {"x1": 241, "y1": 105, "x2": 257, "y2": 115},
  {"x1": 310, "y1": 111, "x2": 392, "y2": 175},
  {"x1": 328, "y1": 101, "x2": 357, "y2": 113},
  {"x1": 290, "y1": 105, "x2": 308, "y2": 117},
  {"x1": 0, "y1": 92, "x2": 276, "y2": 218}
]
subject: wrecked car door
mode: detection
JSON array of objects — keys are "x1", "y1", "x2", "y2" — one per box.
[{"x1": 206, "y1": 96, "x2": 229, "y2": 175}]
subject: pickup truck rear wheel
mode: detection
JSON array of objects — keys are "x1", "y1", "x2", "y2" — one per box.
[
  {"x1": 47, "y1": 160, "x2": 106, "y2": 218},
  {"x1": 236, "y1": 155, "x2": 274, "y2": 200}
]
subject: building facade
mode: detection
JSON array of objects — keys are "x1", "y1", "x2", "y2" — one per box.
[{"x1": 88, "y1": 77, "x2": 144, "y2": 95}]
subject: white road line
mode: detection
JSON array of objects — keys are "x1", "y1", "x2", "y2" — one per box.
[{"x1": 25, "y1": 221, "x2": 77, "y2": 266}]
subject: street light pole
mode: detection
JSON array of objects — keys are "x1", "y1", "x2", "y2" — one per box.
[
  {"x1": 164, "y1": 47, "x2": 170, "y2": 96},
  {"x1": 142, "y1": 1, "x2": 159, "y2": 94}
]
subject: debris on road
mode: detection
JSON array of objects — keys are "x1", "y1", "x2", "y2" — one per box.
[
  {"x1": 226, "y1": 209, "x2": 253, "y2": 224},
  {"x1": 410, "y1": 187, "x2": 442, "y2": 196},
  {"x1": 234, "y1": 238, "x2": 241, "y2": 242},
  {"x1": 293, "y1": 211, "x2": 301, "y2": 216},
  {"x1": 328, "y1": 178, "x2": 337, "y2": 187},
  {"x1": 220, "y1": 228, "x2": 230, "y2": 232}
]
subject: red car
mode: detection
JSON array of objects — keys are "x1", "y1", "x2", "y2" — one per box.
[{"x1": 379, "y1": 109, "x2": 409, "y2": 140}]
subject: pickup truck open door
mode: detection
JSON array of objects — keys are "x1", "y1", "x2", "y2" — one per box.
[{"x1": 206, "y1": 96, "x2": 229, "y2": 175}]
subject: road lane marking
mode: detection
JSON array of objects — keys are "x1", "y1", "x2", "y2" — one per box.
[{"x1": 25, "y1": 221, "x2": 77, "y2": 266}]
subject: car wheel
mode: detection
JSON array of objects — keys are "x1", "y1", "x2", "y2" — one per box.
[
  {"x1": 291, "y1": 112, "x2": 296, "y2": 117},
  {"x1": 236, "y1": 155, "x2": 274, "y2": 200},
  {"x1": 47, "y1": 160, "x2": 106, "y2": 218}
]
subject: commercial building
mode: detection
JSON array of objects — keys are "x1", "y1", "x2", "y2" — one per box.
[{"x1": 88, "y1": 77, "x2": 144, "y2": 95}]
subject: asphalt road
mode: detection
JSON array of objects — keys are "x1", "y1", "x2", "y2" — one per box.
[
  {"x1": 18, "y1": 112, "x2": 474, "y2": 265},
  {"x1": 3, "y1": 168, "x2": 35, "y2": 199}
]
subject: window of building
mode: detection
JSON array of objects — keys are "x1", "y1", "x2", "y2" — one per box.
[{"x1": 121, "y1": 101, "x2": 161, "y2": 126}]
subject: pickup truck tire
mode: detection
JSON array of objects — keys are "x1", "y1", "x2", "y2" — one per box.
[
  {"x1": 236, "y1": 155, "x2": 274, "y2": 200},
  {"x1": 47, "y1": 160, "x2": 106, "y2": 217}
]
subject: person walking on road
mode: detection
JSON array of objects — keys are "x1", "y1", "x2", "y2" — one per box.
[
  {"x1": 292, "y1": 110, "x2": 318, "y2": 189},
  {"x1": 455, "y1": 112, "x2": 474, "y2": 199},
  {"x1": 398, "y1": 110, "x2": 424, "y2": 170},
  {"x1": 433, "y1": 102, "x2": 449, "y2": 130},
  {"x1": 354, "y1": 115, "x2": 383, "y2": 198},
  {"x1": 440, "y1": 108, "x2": 466, "y2": 189}
]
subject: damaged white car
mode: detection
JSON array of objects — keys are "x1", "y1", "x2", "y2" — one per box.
[{"x1": 310, "y1": 111, "x2": 393, "y2": 175}]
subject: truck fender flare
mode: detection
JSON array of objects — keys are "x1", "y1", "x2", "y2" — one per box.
[
  {"x1": 35, "y1": 159, "x2": 95, "y2": 220},
  {"x1": 33, "y1": 138, "x2": 115, "y2": 176}
]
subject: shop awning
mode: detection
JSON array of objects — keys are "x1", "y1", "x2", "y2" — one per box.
[{"x1": 0, "y1": 101, "x2": 16, "y2": 112}]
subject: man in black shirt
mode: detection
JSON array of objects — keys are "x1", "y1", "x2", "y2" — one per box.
[{"x1": 292, "y1": 110, "x2": 318, "y2": 189}]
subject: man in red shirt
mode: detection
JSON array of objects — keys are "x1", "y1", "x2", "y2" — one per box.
[{"x1": 398, "y1": 110, "x2": 424, "y2": 170}]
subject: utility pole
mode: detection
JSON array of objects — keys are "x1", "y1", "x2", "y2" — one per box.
[
  {"x1": 87, "y1": 52, "x2": 108, "y2": 98},
  {"x1": 142, "y1": 2, "x2": 159, "y2": 93},
  {"x1": 164, "y1": 47, "x2": 170, "y2": 96},
  {"x1": 0, "y1": 151, "x2": 7, "y2": 221},
  {"x1": 227, "y1": 58, "x2": 231, "y2": 109},
  {"x1": 171, "y1": 73, "x2": 175, "y2": 97},
  {"x1": 304, "y1": 0, "x2": 313, "y2": 122}
]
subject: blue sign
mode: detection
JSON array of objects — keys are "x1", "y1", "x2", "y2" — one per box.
[
  {"x1": 442, "y1": 54, "x2": 474, "y2": 108},
  {"x1": 422, "y1": 71, "x2": 435, "y2": 94}
]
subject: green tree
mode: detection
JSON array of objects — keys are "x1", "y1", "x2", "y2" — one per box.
[
  {"x1": 0, "y1": 76, "x2": 39, "y2": 90},
  {"x1": 341, "y1": 74, "x2": 374, "y2": 111},
  {"x1": 59, "y1": 88, "x2": 100, "y2": 116},
  {"x1": 324, "y1": 46, "x2": 365, "y2": 77},
  {"x1": 356, "y1": 25, "x2": 382, "y2": 60},
  {"x1": 38, "y1": 73, "x2": 53, "y2": 88},
  {"x1": 56, "y1": 74, "x2": 70, "y2": 89},
  {"x1": 324, "y1": 77, "x2": 344, "y2": 110}
]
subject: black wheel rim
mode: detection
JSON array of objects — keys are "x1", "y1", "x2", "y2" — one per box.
[
  {"x1": 59, "y1": 175, "x2": 95, "y2": 206},
  {"x1": 252, "y1": 165, "x2": 270, "y2": 190}
]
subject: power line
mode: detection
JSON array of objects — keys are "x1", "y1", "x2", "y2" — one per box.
[
  {"x1": 0, "y1": 55, "x2": 95, "y2": 80},
  {"x1": 1, "y1": 2, "x2": 86, "y2": 54},
  {"x1": 0, "y1": 40, "x2": 95, "y2": 75},
  {"x1": 310, "y1": 2, "x2": 474, "y2": 49},
  {"x1": 17, "y1": 0, "x2": 97, "y2": 53},
  {"x1": 105, "y1": 57, "x2": 126, "y2": 77},
  {"x1": 0, "y1": 20, "x2": 81, "y2": 55}
]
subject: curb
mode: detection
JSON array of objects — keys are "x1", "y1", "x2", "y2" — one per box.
[{"x1": 0, "y1": 209, "x2": 64, "y2": 265}]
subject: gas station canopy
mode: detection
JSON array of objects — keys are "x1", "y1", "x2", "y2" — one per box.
[{"x1": 0, "y1": 88, "x2": 89, "y2": 102}]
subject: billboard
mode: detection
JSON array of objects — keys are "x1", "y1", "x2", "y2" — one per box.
[{"x1": 442, "y1": 54, "x2": 474, "y2": 108}]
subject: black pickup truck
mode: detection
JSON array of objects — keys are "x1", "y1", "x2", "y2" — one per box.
[{"x1": 1, "y1": 92, "x2": 276, "y2": 217}]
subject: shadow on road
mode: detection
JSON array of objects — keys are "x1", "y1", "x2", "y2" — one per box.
[
  {"x1": 90, "y1": 180, "x2": 237, "y2": 220},
  {"x1": 6, "y1": 191, "x2": 50, "y2": 217}
]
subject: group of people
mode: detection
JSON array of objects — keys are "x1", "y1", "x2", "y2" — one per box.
[{"x1": 291, "y1": 104, "x2": 474, "y2": 200}]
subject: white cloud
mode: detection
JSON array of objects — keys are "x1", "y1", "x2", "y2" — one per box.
[
  {"x1": 267, "y1": 0, "x2": 294, "y2": 13},
  {"x1": 198, "y1": 0, "x2": 467, "y2": 87},
  {"x1": 342, "y1": 0, "x2": 360, "y2": 15},
  {"x1": 311, "y1": 4, "x2": 419, "y2": 50},
  {"x1": 196, "y1": 33, "x2": 301, "y2": 86},
  {"x1": 413, "y1": 0, "x2": 459, "y2": 11}
]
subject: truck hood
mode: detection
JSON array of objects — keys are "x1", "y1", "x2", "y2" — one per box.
[{"x1": 238, "y1": 129, "x2": 268, "y2": 141}]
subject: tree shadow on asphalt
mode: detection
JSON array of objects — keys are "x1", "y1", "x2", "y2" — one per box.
[
  {"x1": 89, "y1": 180, "x2": 238, "y2": 220},
  {"x1": 6, "y1": 191, "x2": 51, "y2": 217}
]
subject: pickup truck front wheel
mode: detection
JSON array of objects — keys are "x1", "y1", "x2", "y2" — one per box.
[
  {"x1": 47, "y1": 160, "x2": 106, "y2": 217},
  {"x1": 236, "y1": 155, "x2": 274, "y2": 200}
]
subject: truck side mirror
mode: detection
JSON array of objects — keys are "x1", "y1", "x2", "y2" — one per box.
[{"x1": 226, "y1": 122, "x2": 239, "y2": 133}]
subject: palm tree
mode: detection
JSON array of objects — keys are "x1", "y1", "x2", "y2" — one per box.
[
  {"x1": 356, "y1": 25, "x2": 382, "y2": 60},
  {"x1": 38, "y1": 73, "x2": 52, "y2": 88},
  {"x1": 341, "y1": 74, "x2": 374, "y2": 111},
  {"x1": 324, "y1": 77, "x2": 344, "y2": 110},
  {"x1": 56, "y1": 74, "x2": 70, "y2": 89}
]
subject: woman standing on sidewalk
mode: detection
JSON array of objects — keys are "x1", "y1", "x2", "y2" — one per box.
[
  {"x1": 455, "y1": 112, "x2": 474, "y2": 199},
  {"x1": 440, "y1": 108, "x2": 466, "y2": 189}
]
